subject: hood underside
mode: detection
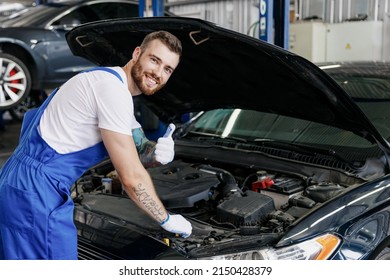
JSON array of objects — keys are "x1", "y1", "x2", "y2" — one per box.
[{"x1": 66, "y1": 17, "x2": 389, "y2": 150}]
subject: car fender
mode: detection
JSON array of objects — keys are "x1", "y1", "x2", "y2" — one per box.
[{"x1": 0, "y1": 36, "x2": 47, "y2": 87}]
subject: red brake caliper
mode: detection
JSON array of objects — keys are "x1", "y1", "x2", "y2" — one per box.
[{"x1": 10, "y1": 68, "x2": 19, "y2": 93}]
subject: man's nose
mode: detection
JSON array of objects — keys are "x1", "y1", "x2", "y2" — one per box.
[{"x1": 153, "y1": 65, "x2": 164, "y2": 77}]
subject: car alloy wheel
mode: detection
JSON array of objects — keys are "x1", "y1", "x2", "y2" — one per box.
[{"x1": 0, "y1": 53, "x2": 31, "y2": 110}]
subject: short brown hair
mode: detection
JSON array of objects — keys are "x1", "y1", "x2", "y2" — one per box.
[{"x1": 140, "y1": 30, "x2": 182, "y2": 57}]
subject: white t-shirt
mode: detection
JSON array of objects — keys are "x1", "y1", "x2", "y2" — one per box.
[{"x1": 39, "y1": 67, "x2": 141, "y2": 154}]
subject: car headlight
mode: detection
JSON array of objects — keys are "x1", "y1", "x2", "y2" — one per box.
[{"x1": 201, "y1": 233, "x2": 341, "y2": 260}]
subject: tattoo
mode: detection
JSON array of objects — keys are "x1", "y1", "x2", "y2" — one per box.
[
  {"x1": 134, "y1": 183, "x2": 165, "y2": 222},
  {"x1": 132, "y1": 127, "x2": 147, "y2": 150},
  {"x1": 132, "y1": 127, "x2": 160, "y2": 168}
]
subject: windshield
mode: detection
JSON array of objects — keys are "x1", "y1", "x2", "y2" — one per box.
[
  {"x1": 190, "y1": 109, "x2": 375, "y2": 148},
  {"x1": 0, "y1": 4, "x2": 62, "y2": 27},
  {"x1": 333, "y1": 77, "x2": 390, "y2": 142},
  {"x1": 319, "y1": 63, "x2": 390, "y2": 143}
]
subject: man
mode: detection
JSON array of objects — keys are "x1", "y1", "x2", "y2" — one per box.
[{"x1": 0, "y1": 31, "x2": 192, "y2": 259}]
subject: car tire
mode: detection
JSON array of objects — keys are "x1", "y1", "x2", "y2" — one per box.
[
  {"x1": 0, "y1": 53, "x2": 32, "y2": 110},
  {"x1": 374, "y1": 247, "x2": 390, "y2": 260}
]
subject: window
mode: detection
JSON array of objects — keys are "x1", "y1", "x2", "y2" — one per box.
[{"x1": 53, "y1": 2, "x2": 139, "y2": 27}]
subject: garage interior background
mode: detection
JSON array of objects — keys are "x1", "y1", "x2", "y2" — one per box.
[
  {"x1": 166, "y1": 0, "x2": 390, "y2": 63},
  {"x1": 2, "y1": 0, "x2": 389, "y2": 63}
]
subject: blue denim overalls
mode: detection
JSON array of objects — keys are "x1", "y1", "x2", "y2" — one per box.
[{"x1": 0, "y1": 68, "x2": 123, "y2": 259}]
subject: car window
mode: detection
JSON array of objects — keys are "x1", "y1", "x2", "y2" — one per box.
[
  {"x1": 53, "y1": 3, "x2": 138, "y2": 27},
  {"x1": 88, "y1": 3, "x2": 138, "y2": 19},
  {"x1": 55, "y1": 7, "x2": 93, "y2": 26}
]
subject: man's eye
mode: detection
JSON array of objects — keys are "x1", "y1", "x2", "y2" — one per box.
[
  {"x1": 151, "y1": 57, "x2": 157, "y2": 63},
  {"x1": 165, "y1": 68, "x2": 173, "y2": 75}
]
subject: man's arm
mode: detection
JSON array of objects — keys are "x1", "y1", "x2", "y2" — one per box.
[
  {"x1": 101, "y1": 128, "x2": 167, "y2": 222},
  {"x1": 132, "y1": 127, "x2": 159, "y2": 168},
  {"x1": 100, "y1": 128, "x2": 191, "y2": 238},
  {"x1": 132, "y1": 125, "x2": 176, "y2": 167}
]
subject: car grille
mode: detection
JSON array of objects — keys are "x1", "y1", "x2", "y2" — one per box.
[{"x1": 77, "y1": 238, "x2": 125, "y2": 260}]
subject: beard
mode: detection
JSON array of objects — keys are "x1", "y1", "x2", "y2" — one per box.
[{"x1": 131, "y1": 59, "x2": 164, "y2": 95}]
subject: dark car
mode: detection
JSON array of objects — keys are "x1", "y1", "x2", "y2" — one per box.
[
  {"x1": 66, "y1": 17, "x2": 390, "y2": 260},
  {"x1": 0, "y1": 0, "x2": 142, "y2": 117}
]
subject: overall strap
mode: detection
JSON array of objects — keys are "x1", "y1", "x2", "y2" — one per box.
[{"x1": 83, "y1": 67, "x2": 124, "y2": 83}]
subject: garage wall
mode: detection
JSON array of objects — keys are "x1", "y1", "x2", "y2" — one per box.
[
  {"x1": 383, "y1": 13, "x2": 390, "y2": 61},
  {"x1": 166, "y1": 0, "x2": 260, "y2": 37},
  {"x1": 290, "y1": 20, "x2": 384, "y2": 62}
]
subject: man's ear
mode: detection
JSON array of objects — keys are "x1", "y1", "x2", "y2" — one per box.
[{"x1": 132, "y1": 47, "x2": 141, "y2": 60}]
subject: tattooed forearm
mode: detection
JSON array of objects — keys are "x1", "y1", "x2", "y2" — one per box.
[
  {"x1": 134, "y1": 183, "x2": 165, "y2": 222},
  {"x1": 132, "y1": 127, "x2": 160, "y2": 168},
  {"x1": 139, "y1": 142, "x2": 160, "y2": 168}
]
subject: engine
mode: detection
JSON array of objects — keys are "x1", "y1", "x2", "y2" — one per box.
[{"x1": 75, "y1": 159, "x2": 347, "y2": 237}]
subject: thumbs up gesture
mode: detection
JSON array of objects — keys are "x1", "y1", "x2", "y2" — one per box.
[{"x1": 155, "y1": 123, "x2": 175, "y2": 165}]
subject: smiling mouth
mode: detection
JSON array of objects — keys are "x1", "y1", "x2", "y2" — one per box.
[{"x1": 145, "y1": 75, "x2": 158, "y2": 87}]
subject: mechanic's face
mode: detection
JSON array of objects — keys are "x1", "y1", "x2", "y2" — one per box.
[{"x1": 132, "y1": 39, "x2": 180, "y2": 95}]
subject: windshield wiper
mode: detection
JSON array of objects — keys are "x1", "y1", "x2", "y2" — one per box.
[{"x1": 185, "y1": 131, "x2": 247, "y2": 143}]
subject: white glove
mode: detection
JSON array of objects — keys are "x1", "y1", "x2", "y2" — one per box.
[
  {"x1": 155, "y1": 123, "x2": 175, "y2": 165},
  {"x1": 160, "y1": 214, "x2": 192, "y2": 238}
]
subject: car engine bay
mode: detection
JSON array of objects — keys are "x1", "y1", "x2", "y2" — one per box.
[{"x1": 73, "y1": 141, "x2": 380, "y2": 258}]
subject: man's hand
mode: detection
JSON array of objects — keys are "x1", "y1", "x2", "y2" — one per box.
[
  {"x1": 155, "y1": 123, "x2": 175, "y2": 165},
  {"x1": 160, "y1": 214, "x2": 192, "y2": 238}
]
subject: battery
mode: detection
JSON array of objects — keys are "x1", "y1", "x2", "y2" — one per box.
[{"x1": 260, "y1": 177, "x2": 304, "y2": 209}]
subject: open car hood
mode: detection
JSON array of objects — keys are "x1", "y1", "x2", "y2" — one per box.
[{"x1": 66, "y1": 17, "x2": 390, "y2": 152}]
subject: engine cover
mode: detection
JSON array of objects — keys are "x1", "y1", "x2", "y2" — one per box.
[{"x1": 148, "y1": 161, "x2": 220, "y2": 208}]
